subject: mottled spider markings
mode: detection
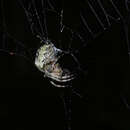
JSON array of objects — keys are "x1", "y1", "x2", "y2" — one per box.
[
  {"x1": 35, "y1": 40, "x2": 79, "y2": 87},
  {"x1": 0, "y1": 0, "x2": 130, "y2": 130}
]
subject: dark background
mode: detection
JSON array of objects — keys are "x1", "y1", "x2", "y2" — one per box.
[{"x1": 0, "y1": 0, "x2": 130, "y2": 130}]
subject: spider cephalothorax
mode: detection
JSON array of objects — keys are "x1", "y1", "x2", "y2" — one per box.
[{"x1": 35, "y1": 41, "x2": 77, "y2": 87}]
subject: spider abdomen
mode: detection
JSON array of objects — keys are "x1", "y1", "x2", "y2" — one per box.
[{"x1": 35, "y1": 42, "x2": 77, "y2": 87}]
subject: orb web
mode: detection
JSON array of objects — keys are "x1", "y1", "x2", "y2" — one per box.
[{"x1": 0, "y1": 0, "x2": 130, "y2": 130}]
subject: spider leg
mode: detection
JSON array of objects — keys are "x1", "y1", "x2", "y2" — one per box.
[
  {"x1": 41, "y1": 0, "x2": 50, "y2": 40},
  {"x1": 60, "y1": 87, "x2": 72, "y2": 130},
  {"x1": 18, "y1": 0, "x2": 46, "y2": 41}
]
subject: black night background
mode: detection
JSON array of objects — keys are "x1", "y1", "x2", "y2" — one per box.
[{"x1": 0, "y1": 0, "x2": 130, "y2": 130}]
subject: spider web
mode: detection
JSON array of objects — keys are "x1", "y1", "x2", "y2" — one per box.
[
  {"x1": 1, "y1": 0, "x2": 130, "y2": 62},
  {"x1": 0, "y1": 0, "x2": 130, "y2": 130}
]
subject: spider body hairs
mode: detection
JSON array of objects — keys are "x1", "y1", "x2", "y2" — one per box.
[
  {"x1": 0, "y1": 0, "x2": 130, "y2": 130},
  {"x1": 35, "y1": 39, "x2": 78, "y2": 87}
]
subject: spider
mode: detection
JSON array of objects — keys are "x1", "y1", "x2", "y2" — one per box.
[
  {"x1": 0, "y1": 0, "x2": 130, "y2": 130},
  {"x1": 34, "y1": 39, "x2": 78, "y2": 88}
]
